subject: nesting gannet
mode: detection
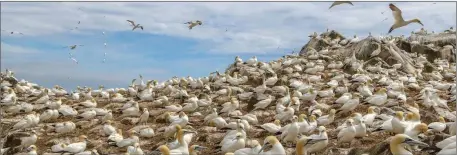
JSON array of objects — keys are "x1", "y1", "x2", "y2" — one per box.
[
  {"x1": 296, "y1": 135, "x2": 328, "y2": 155},
  {"x1": 126, "y1": 142, "x2": 143, "y2": 155},
  {"x1": 388, "y1": 3, "x2": 423, "y2": 33},
  {"x1": 110, "y1": 130, "x2": 139, "y2": 148},
  {"x1": 389, "y1": 134, "x2": 429, "y2": 155},
  {"x1": 364, "y1": 88, "x2": 388, "y2": 106},
  {"x1": 329, "y1": 1, "x2": 353, "y2": 9},
  {"x1": 338, "y1": 118, "x2": 356, "y2": 147},
  {"x1": 336, "y1": 93, "x2": 361, "y2": 114},
  {"x1": 258, "y1": 136, "x2": 286, "y2": 155},
  {"x1": 427, "y1": 116, "x2": 446, "y2": 133},
  {"x1": 278, "y1": 116, "x2": 300, "y2": 145},
  {"x1": 62, "y1": 135, "x2": 89, "y2": 153},
  {"x1": 184, "y1": 20, "x2": 203, "y2": 30},
  {"x1": 260, "y1": 120, "x2": 281, "y2": 134},
  {"x1": 317, "y1": 109, "x2": 336, "y2": 126},
  {"x1": 138, "y1": 108, "x2": 149, "y2": 125},
  {"x1": 221, "y1": 132, "x2": 246, "y2": 153},
  {"x1": 127, "y1": 20, "x2": 144, "y2": 31}
]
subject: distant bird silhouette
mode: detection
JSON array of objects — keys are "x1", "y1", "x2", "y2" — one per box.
[
  {"x1": 388, "y1": 3, "x2": 423, "y2": 33},
  {"x1": 184, "y1": 20, "x2": 203, "y2": 30},
  {"x1": 127, "y1": 20, "x2": 144, "y2": 31},
  {"x1": 64, "y1": 45, "x2": 84, "y2": 50},
  {"x1": 329, "y1": 1, "x2": 353, "y2": 9}
]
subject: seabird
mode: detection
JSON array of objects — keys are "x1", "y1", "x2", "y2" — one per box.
[
  {"x1": 388, "y1": 3, "x2": 423, "y2": 33},
  {"x1": 184, "y1": 20, "x2": 203, "y2": 30},
  {"x1": 126, "y1": 20, "x2": 144, "y2": 31}
]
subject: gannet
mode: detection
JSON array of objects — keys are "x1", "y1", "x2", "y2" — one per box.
[
  {"x1": 296, "y1": 135, "x2": 328, "y2": 155},
  {"x1": 338, "y1": 118, "x2": 356, "y2": 147},
  {"x1": 389, "y1": 134, "x2": 428, "y2": 155},
  {"x1": 278, "y1": 116, "x2": 300, "y2": 145},
  {"x1": 184, "y1": 20, "x2": 203, "y2": 30},
  {"x1": 427, "y1": 116, "x2": 446, "y2": 133},
  {"x1": 388, "y1": 3, "x2": 423, "y2": 33},
  {"x1": 62, "y1": 135, "x2": 89, "y2": 153},
  {"x1": 233, "y1": 140, "x2": 261, "y2": 155},
  {"x1": 110, "y1": 130, "x2": 139, "y2": 148},
  {"x1": 258, "y1": 136, "x2": 286, "y2": 155},
  {"x1": 336, "y1": 93, "x2": 361, "y2": 114},
  {"x1": 364, "y1": 88, "x2": 388, "y2": 106},
  {"x1": 127, "y1": 142, "x2": 143, "y2": 155},
  {"x1": 221, "y1": 132, "x2": 246, "y2": 153},
  {"x1": 317, "y1": 109, "x2": 336, "y2": 126},
  {"x1": 127, "y1": 20, "x2": 144, "y2": 31},
  {"x1": 362, "y1": 106, "x2": 378, "y2": 127},
  {"x1": 138, "y1": 108, "x2": 149, "y2": 125}
]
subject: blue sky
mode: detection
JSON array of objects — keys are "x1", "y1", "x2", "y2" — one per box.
[{"x1": 1, "y1": 2, "x2": 455, "y2": 90}]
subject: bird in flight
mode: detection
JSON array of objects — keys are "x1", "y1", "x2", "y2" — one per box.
[
  {"x1": 329, "y1": 1, "x2": 353, "y2": 9},
  {"x1": 388, "y1": 3, "x2": 423, "y2": 33},
  {"x1": 184, "y1": 20, "x2": 203, "y2": 30},
  {"x1": 127, "y1": 20, "x2": 144, "y2": 31},
  {"x1": 64, "y1": 44, "x2": 84, "y2": 50}
]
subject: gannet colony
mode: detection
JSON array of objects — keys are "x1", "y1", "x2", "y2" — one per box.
[{"x1": 1, "y1": 2, "x2": 457, "y2": 155}]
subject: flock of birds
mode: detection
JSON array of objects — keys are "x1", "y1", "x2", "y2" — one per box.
[
  {"x1": 1, "y1": 1, "x2": 456, "y2": 155},
  {"x1": 1, "y1": 24, "x2": 457, "y2": 155}
]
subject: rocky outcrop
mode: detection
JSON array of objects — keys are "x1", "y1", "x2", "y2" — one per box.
[{"x1": 299, "y1": 30, "x2": 456, "y2": 74}]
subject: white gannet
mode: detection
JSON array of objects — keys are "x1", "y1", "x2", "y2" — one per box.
[
  {"x1": 258, "y1": 136, "x2": 286, "y2": 155},
  {"x1": 427, "y1": 116, "x2": 446, "y2": 133},
  {"x1": 337, "y1": 118, "x2": 356, "y2": 147},
  {"x1": 62, "y1": 135, "x2": 89, "y2": 153},
  {"x1": 389, "y1": 134, "x2": 428, "y2": 155},
  {"x1": 221, "y1": 132, "x2": 246, "y2": 153},
  {"x1": 388, "y1": 3, "x2": 423, "y2": 33}
]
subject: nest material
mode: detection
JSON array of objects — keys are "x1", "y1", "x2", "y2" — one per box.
[{"x1": 299, "y1": 30, "x2": 456, "y2": 74}]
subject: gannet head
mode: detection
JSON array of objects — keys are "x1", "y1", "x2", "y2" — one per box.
[
  {"x1": 309, "y1": 115, "x2": 317, "y2": 122},
  {"x1": 391, "y1": 134, "x2": 428, "y2": 148},
  {"x1": 156, "y1": 145, "x2": 170, "y2": 154},
  {"x1": 367, "y1": 106, "x2": 376, "y2": 114},
  {"x1": 318, "y1": 126, "x2": 326, "y2": 132},
  {"x1": 395, "y1": 111, "x2": 404, "y2": 120},
  {"x1": 438, "y1": 116, "x2": 445, "y2": 123},
  {"x1": 416, "y1": 123, "x2": 428, "y2": 133},
  {"x1": 272, "y1": 120, "x2": 281, "y2": 126},
  {"x1": 346, "y1": 119, "x2": 354, "y2": 126},
  {"x1": 259, "y1": 136, "x2": 279, "y2": 153},
  {"x1": 79, "y1": 135, "x2": 88, "y2": 142}
]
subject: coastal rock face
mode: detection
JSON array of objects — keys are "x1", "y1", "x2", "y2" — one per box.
[{"x1": 299, "y1": 30, "x2": 456, "y2": 74}]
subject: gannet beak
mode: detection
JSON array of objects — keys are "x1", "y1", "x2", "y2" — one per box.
[
  {"x1": 259, "y1": 143, "x2": 271, "y2": 153},
  {"x1": 404, "y1": 138, "x2": 429, "y2": 147},
  {"x1": 309, "y1": 138, "x2": 327, "y2": 144}
]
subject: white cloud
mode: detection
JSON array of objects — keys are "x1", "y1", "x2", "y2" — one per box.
[
  {"x1": 1, "y1": 42, "x2": 40, "y2": 54},
  {"x1": 1, "y1": 2, "x2": 455, "y2": 54}
]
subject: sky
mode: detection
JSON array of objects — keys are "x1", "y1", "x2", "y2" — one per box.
[{"x1": 1, "y1": 2, "x2": 456, "y2": 90}]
